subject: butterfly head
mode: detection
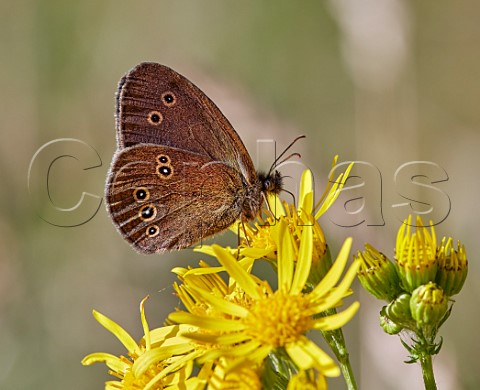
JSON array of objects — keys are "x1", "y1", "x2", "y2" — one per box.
[
  {"x1": 258, "y1": 170, "x2": 284, "y2": 195},
  {"x1": 257, "y1": 135, "x2": 306, "y2": 197}
]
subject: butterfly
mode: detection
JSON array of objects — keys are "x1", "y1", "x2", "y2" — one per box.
[{"x1": 106, "y1": 62, "x2": 302, "y2": 254}]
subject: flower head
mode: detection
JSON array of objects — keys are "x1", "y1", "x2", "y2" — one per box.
[
  {"x1": 436, "y1": 238, "x2": 468, "y2": 296},
  {"x1": 355, "y1": 243, "x2": 402, "y2": 301},
  {"x1": 395, "y1": 216, "x2": 438, "y2": 292},
  {"x1": 82, "y1": 297, "x2": 202, "y2": 390},
  {"x1": 170, "y1": 223, "x2": 360, "y2": 378},
  {"x1": 173, "y1": 163, "x2": 359, "y2": 386},
  {"x1": 410, "y1": 282, "x2": 449, "y2": 330},
  {"x1": 220, "y1": 160, "x2": 353, "y2": 287}
]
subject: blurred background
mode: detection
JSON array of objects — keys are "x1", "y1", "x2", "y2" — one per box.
[{"x1": 1, "y1": 0, "x2": 479, "y2": 389}]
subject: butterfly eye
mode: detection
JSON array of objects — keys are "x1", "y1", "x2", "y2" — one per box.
[
  {"x1": 147, "y1": 111, "x2": 163, "y2": 125},
  {"x1": 133, "y1": 187, "x2": 149, "y2": 202},
  {"x1": 139, "y1": 204, "x2": 157, "y2": 221},
  {"x1": 161, "y1": 92, "x2": 177, "y2": 107},
  {"x1": 146, "y1": 225, "x2": 160, "y2": 238}
]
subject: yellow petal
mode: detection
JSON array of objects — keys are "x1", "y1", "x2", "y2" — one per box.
[
  {"x1": 187, "y1": 283, "x2": 249, "y2": 318},
  {"x1": 140, "y1": 296, "x2": 151, "y2": 350},
  {"x1": 133, "y1": 344, "x2": 195, "y2": 378},
  {"x1": 286, "y1": 338, "x2": 340, "y2": 377},
  {"x1": 290, "y1": 224, "x2": 313, "y2": 295},
  {"x1": 277, "y1": 219, "x2": 294, "y2": 292},
  {"x1": 312, "y1": 260, "x2": 361, "y2": 311},
  {"x1": 147, "y1": 325, "x2": 184, "y2": 346},
  {"x1": 171, "y1": 266, "x2": 188, "y2": 277},
  {"x1": 81, "y1": 352, "x2": 128, "y2": 373},
  {"x1": 299, "y1": 192, "x2": 314, "y2": 219},
  {"x1": 193, "y1": 245, "x2": 218, "y2": 257},
  {"x1": 169, "y1": 311, "x2": 247, "y2": 332},
  {"x1": 268, "y1": 193, "x2": 286, "y2": 218},
  {"x1": 310, "y1": 238, "x2": 352, "y2": 299},
  {"x1": 211, "y1": 245, "x2": 261, "y2": 300},
  {"x1": 245, "y1": 344, "x2": 271, "y2": 364},
  {"x1": 144, "y1": 350, "x2": 203, "y2": 390},
  {"x1": 239, "y1": 247, "x2": 273, "y2": 259},
  {"x1": 299, "y1": 169, "x2": 314, "y2": 211},
  {"x1": 312, "y1": 302, "x2": 360, "y2": 331},
  {"x1": 105, "y1": 381, "x2": 123, "y2": 389},
  {"x1": 92, "y1": 310, "x2": 141, "y2": 356},
  {"x1": 181, "y1": 332, "x2": 251, "y2": 345},
  {"x1": 315, "y1": 161, "x2": 354, "y2": 220},
  {"x1": 184, "y1": 265, "x2": 226, "y2": 275},
  {"x1": 198, "y1": 340, "x2": 263, "y2": 362}
]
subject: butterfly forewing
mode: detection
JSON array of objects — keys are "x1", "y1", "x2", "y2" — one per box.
[{"x1": 116, "y1": 63, "x2": 257, "y2": 185}]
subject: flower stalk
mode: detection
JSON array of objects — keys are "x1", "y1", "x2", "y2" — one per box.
[
  {"x1": 419, "y1": 351, "x2": 436, "y2": 390},
  {"x1": 318, "y1": 314, "x2": 357, "y2": 390}
]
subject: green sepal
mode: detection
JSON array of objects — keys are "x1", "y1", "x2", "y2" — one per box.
[{"x1": 262, "y1": 348, "x2": 298, "y2": 390}]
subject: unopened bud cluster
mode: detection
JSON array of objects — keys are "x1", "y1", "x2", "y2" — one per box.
[{"x1": 355, "y1": 216, "x2": 467, "y2": 336}]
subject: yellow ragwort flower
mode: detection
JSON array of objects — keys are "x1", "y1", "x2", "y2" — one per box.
[
  {"x1": 234, "y1": 158, "x2": 352, "y2": 260},
  {"x1": 169, "y1": 224, "x2": 360, "y2": 378},
  {"x1": 356, "y1": 243, "x2": 402, "y2": 301},
  {"x1": 395, "y1": 215, "x2": 438, "y2": 292},
  {"x1": 82, "y1": 297, "x2": 204, "y2": 390},
  {"x1": 436, "y1": 237, "x2": 468, "y2": 296},
  {"x1": 168, "y1": 163, "x2": 358, "y2": 385}
]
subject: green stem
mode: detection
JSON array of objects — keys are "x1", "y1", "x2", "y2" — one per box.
[
  {"x1": 419, "y1": 352, "x2": 437, "y2": 390},
  {"x1": 321, "y1": 326, "x2": 357, "y2": 390}
]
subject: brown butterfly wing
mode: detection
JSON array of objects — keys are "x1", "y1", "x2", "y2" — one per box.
[
  {"x1": 116, "y1": 62, "x2": 257, "y2": 186},
  {"x1": 106, "y1": 145, "x2": 245, "y2": 254}
]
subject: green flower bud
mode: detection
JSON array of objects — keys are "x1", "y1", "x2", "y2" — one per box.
[
  {"x1": 436, "y1": 238, "x2": 468, "y2": 296},
  {"x1": 410, "y1": 282, "x2": 448, "y2": 328},
  {"x1": 395, "y1": 216, "x2": 438, "y2": 292},
  {"x1": 380, "y1": 307, "x2": 403, "y2": 335},
  {"x1": 385, "y1": 293, "x2": 414, "y2": 328},
  {"x1": 356, "y1": 244, "x2": 402, "y2": 301}
]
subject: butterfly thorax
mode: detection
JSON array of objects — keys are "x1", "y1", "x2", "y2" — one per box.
[{"x1": 241, "y1": 170, "x2": 283, "y2": 221}]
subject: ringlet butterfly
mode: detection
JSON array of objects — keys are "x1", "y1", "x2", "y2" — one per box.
[{"x1": 106, "y1": 62, "x2": 303, "y2": 254}]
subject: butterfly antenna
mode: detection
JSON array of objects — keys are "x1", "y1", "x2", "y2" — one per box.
[
  {"x1": 268, "y1": 135, "x2": 306, "y2": 174},
  {"x1": 274, "y1": 152, "x2": 302, "y2": 168}
]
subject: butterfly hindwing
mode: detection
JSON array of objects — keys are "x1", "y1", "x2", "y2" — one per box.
[{"x1": 106, "y1": 145, "x2": 245, "y2": 253}]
